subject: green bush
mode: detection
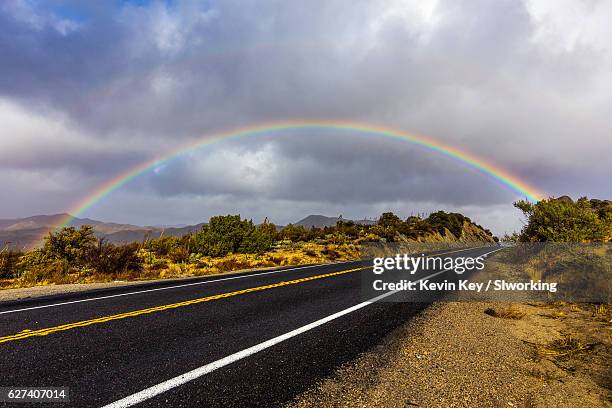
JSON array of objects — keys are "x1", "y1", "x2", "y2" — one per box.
[
  {"x1": 42, "y1": 225, "x2": 96, "y2": 266},
  {"x1": 371, "y1": 212, "x2": 403, "y2": 241},
  {"x1": 425, "y1": 211, "x2": 465, "y2": 238},
  {"x1": 0, "y1": 250, "x2": 24, "y2": 279},
  {"x1": 169, "y1": 245, "x2": 190, "y2": 263},
  {"x1": 86, "y1": 241, "x2": 143, "y2": 275},
  {"x1": 257, "y1": 222, "x2": 278, "y2": 241},
  {"x1": 145, "y1": 236, "x2": 180, "y2": 256},
  {"x1": 279, "y1": 224, "x2": 308, "y2": 242},
  {"x1": 335, "y1": 220, "x2": 359, "y2": 240},
  {"x1": 195, "y1": 215, "x2": 272, "y2": 256},
  {"x1": 514, "y1": 197, "x2": 611, "y2": 242},
  {"x1": 377, "y1": 212, "x2": 402, "y2": 228},
  {"x1": 19, "y1": 257, "x2": 70, "y2": 284}
]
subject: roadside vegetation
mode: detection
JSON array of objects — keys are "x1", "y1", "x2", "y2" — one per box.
[
  {"x1": 0, "y1": 211, "x2": 495, "y2": 289},
  {"x1": 513, "y1": 196, "x2": 611, "y2": 243},
  {"x1": 486, "y1": 196, "x2": 610, "y2": 403},
  {"x1": 502, "y1": 196, "x2": 612, "y2": 302}
]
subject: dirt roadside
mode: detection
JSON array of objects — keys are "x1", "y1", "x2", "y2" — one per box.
[
  {"x1": 0, "y1": 262, "x2": 329, "y2": 303},
  {"x1": 287, "y1": 264, "x2": 611, "y2": 407},
  {"x1": 0, "y1": 280, "x2": 164, "y2": 302}
]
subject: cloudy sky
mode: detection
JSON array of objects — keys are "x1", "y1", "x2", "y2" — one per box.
[{"x1": 1, "y1": 0, "x2": 610, "y2": 234}]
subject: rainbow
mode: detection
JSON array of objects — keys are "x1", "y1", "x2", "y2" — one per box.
[{"x1": 51, "y1": 120, "x2": 544, "y2": 233}]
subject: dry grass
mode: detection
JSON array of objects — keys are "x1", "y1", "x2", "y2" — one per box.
[
  {"x1": 535, "y1": 333, "x2": 596, "y2": 360},
  {"x1": 542, "y1": 309, "x2": 567, "y2": 319},
  {"x1": 593, "y1": 303, "x2": 611, "y2": 320},
  {"x1": 0, "y1": 242, "x2": 361, "y2": 289},
  {"x1": 484, "y1": 304, "x2": 526, "y2": 320}
]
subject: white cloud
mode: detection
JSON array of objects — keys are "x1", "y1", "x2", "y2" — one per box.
[
  {"x1": 526, "y1": 0, "x2": 612, "y2": 53},
  {"x1": 1, "y1": 0, "x2": 79, "y2": 35}
]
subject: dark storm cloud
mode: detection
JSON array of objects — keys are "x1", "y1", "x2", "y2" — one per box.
[
  {"x1": 0, "y1": 1, "x2": 540, "y2": 135},
  {"x1": 140, "y1": 134, "x2": 513, "y2": 206},
  {"x1": 0, "y1": 0, "x2": 610, "y2": 232},
  {"x1": 0, "y1": 3, "x2": 125, "y2": 108}
]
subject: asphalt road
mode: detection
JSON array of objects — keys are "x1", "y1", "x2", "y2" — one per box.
[{"x1": 0, "y1": 246, "x2": 500, "y2": 407}]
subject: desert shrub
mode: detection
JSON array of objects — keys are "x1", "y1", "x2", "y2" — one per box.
[
  {"x1": 306, "y1": 226, "x2": 326, "y2": 241},
  {"x1": 145, "y1": 236, "x2": 180, "y2": 256},
  {"x1": 86, "y1": 241, "x2": 143, "y2": 275},
  {"x1": 257, "y1": 222, "x2": 278, "y2": 241},
  {"x1": 326, "y1": 233, "x2": 349, "y2": 244},
  {"x1": 213, "y1": 257, "x2": 253, "y2": 272},
  {"x1": 169, "y1": 245, "x2": 190, "y2": 263},
  {"x1": 355, "y1": 232, "x2": 381, "y2": 244},
  {"x1": 514, "y1": 197, "x2": 611, "y2": 242},
  {"x1": 335, "y1": 220, "x2": 359, "y2": 239},
  {"x1": 321, "y1": 245, "x2": 340, "y2": 260},
  {"x1": 534, "y1": 244, "x2": 610, "y2": 301},
  {"x1": 0, "y1": 250, "x2": 24, "y2": 279},
  {"x1": 16, "y1": 248, "x2": 45, "y2": 269},
  {"x1": 425, "y1": 211, "x2": 465, "y2": 239},
  {"x1": 42, "y1": 225, "x2": 96, "y2": 266},
  {"x1": 377, "y1": 212, "x2": 402, "y2": 228},
  {"x1": 15, "y1": 248, "x2": 58, "y2": 281},
  {"x1": 304, "y1": 249, "x2": 317, "y2": 257},
  {"x1": 19, "y1": 258, "x2": 70, "y2": 284},
  {"x1": 280, "y1": 224, "x2": 308, "y2": 242},
  {"x1": 405, "y1": 215, "x2": 422, "y2": 225},
  {"x1": 239, "y1": 228, "x2": 273, "y2": 254},
  {"x1": 195, "y1": 215, "x2": 272, "y2": 257},
  {"x1": 371, "y1": 213, "x2": 399, "y2": 241}
]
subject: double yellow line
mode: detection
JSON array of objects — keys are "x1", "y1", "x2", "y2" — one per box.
[
  {"x1": 0, "y1": 267, "x2": 367, "y2": 344},
  {"x1": 1, "y1": 246, "x2": 486, "y2": 345}
]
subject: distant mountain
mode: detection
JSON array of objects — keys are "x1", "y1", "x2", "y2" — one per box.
[
  {"x1": 0, "y1": 213, "x2": 381, "y2": 249},
  {"x1": 0, "y1": 214, "x2": 71, "y2": 231},
  {"x1": 294, "y1": 215, "x2": 376, "y2": 228},
  {"x1": 0, "y1": 214, "x2": 205, "y2": 250},
  {"x1": 100, "y1": 223, "x2": 205, "y2": 244},
  {"x1": 0, "y1": 214, "x2": 143, "y2": 234}
]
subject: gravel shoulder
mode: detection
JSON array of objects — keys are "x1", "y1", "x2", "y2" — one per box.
[
  {"x1": 0, "y1": 280, "x2": 163, "y2": 302},
  {"x1": 0, "y1": 262, "x2": 325, "y2": 303}
]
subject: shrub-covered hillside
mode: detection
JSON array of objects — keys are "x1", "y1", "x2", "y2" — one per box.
[{"x1": 0, "y1": 211, "x2": 496, "y2": 288}]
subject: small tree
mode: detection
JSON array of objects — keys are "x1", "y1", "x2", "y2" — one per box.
[
  {"x1": 514, "y1": 197, "x2": 609, "y2": 242},
  {"x1": 426, "y1": 211, "x2": 465, "y2": 239},
  {"x1": 42, "y1": 225, "x2": 96, "y2": 266},
  {"x1": 0, "y1": 250, "x2": 24, "y2": 279},
  {"x1": 373, "y1": 212, "x2": 402, "y2": 241},
  {"x1": 195, "y1": 215, "x2": 272, "y2": 256},
  {"x1": 86, "y1": 239, "x2": 143, "y2": 275},
  {"x1": 377, "y1": 212, "x2": 402, "y2": 228},
  {"x1": 280, "y1": 224, "x2": 308, "y2": 242},
  {"x1": 257, "y1": 221, "x2": 278, "y2": 241}
]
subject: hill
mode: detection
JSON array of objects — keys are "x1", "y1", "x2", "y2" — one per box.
[
  {"x1": 1, "y1": 209, "x2": 496, "y2": 250},
  {"x1": 0, "y1": 214, "x2": 204, "y2": 249},
  {"x1": 0, "y1": 214, "x2": 143, "y2": 234}
]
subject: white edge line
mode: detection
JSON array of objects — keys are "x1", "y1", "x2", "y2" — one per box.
[
  {"x1": 102, "y1": 247, "x2": 502, "y2": 408},
  {"x1": 0, "y1": 261, "x2": 352, "y2": 315},
  {"x1": 101, "y1": 290, "x2": 398, "y2": 407}
]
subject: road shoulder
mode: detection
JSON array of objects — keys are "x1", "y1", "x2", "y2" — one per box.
[
  {"x1": 0, "y1": 261, "x2": 348, "y2": 303},
  {"x1": 287, "y1": 261, "x2": 611, "y2": 408}
]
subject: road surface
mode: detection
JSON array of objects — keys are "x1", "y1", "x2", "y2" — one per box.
[{"x1": 0, "y1": 246, "x2": 499, "y2": 407}]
